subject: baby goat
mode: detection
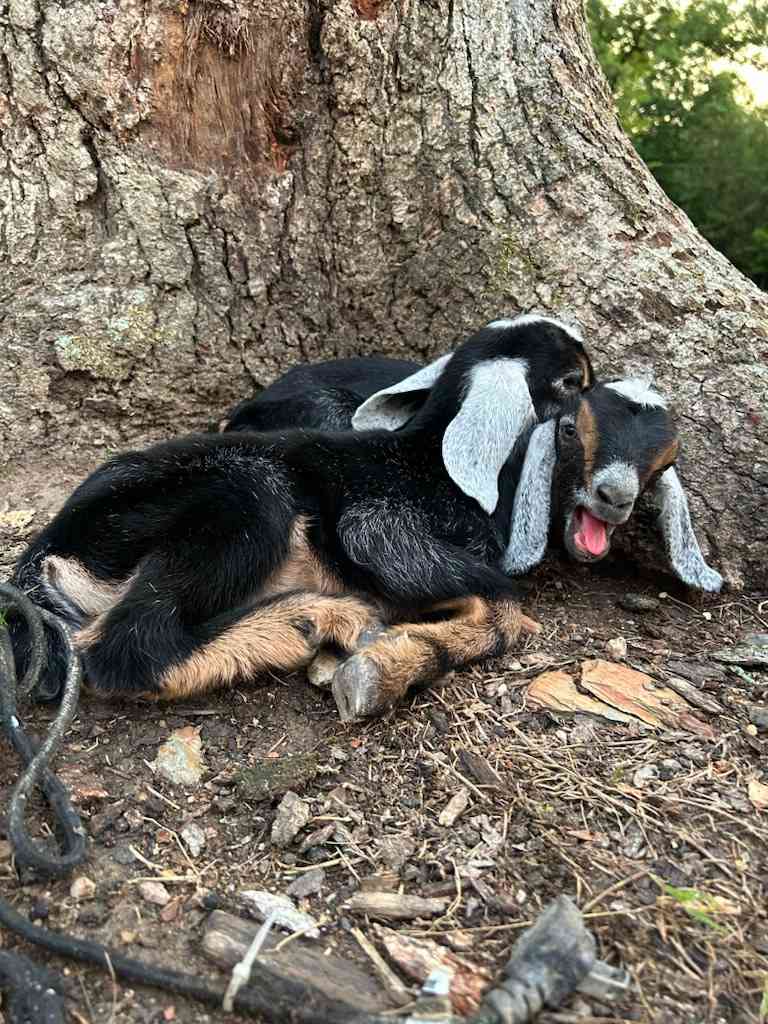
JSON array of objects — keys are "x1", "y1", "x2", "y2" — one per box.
[
  {"x1": 10, "y1": 318, "x2": 592, "y2": 719},
  {"x1": 222, "y1": 349, "x2": 723, "y2": 594}
]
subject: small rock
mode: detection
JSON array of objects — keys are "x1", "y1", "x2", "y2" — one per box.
[
  {"x1": 181, "y1": 821, "x2": 206, "y2": 858},
  {"x1": 438, "y1": 788, "x2": 471, "y2": 827},
  {"x1": 240, "y1": 890, "x2": 320, "y2": 938},
  {"x1": 633, "y1": 764, "x2": 659, "y2": 788},
  {"x1": 112, "y1": 844, "x2": 136, "y2": 866},
  {"x1": 70, "y1": 876, "x2": 96, "y2": 900},
  {"x1": 77, "y1": 900, "x2": 110, "y2": 927},
  {"x1": 30, "y1": 898, "x2": 50, "y2": 921},
  {"x1": 330, "y1": 745, "x2": 349, "y2": 762},
  {"x1": 679, "y1": 742, "x2": 709, "y2": 767},
  {"x1": 659, "y1": 758, "x2": 684, "y2": 779},
  {"x1": 0, "y1": 840, "x2": 12, "y2": 861},
  {"x1": 606, "y1": 637, "x2": 628, "y2": 660},
  {"x1": 748, "y1": 705, "x2": 768, "y2": 732},
  {"x1": 619, "y1": 594, "x2": 659, "y2": 613},
  {"x1": 621, "y1": 822, "x2": 646, "y2": 859},
  {"x1": 154, "y1": 726, "x2": 203, "y2": 788},
  {"x1": 237, "y1": 754, "x2": 319, "y2": 801},
  {"x1": 139, "y1": 881, "x2": 171, "y2": 907},
  {"x1": 378, "y1": 835, "x2": 416, "y2": 871},
  {"x1": 271, "y1": 791, "x2": 311, "y2": 848},
  {"x1": 285, "y1": 867, "x2": 326, "y2": 899}
]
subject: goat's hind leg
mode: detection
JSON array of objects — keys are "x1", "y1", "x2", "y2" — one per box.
[
  {"x1": 332, "y1": 595, "x2": 525, "y2": 722},
  {"x1": 155, "y1": 591, "x2": 381, "y2": 700}
]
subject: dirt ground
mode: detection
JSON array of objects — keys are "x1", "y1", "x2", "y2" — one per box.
[{"x1": 1, "y1": 462, "x2": 767, "y2": 1024}]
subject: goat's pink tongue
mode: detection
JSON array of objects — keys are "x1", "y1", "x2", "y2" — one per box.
[{"x1": 574, "y1": 508, "x2": 608, "y2": 556}]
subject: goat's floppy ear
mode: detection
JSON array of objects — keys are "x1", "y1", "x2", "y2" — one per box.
[
  {"x1": 653, "y1": 467, "x2": 723, "y2": 592},
  {"x1": 443, "y1": 359, "x2": 536, "y2": 515},
  {"x1": 502, "y1": 419, "x2": 557, "y2": 573},
  {"x1": 352, "y1": 354, "x2": 453, "y2": 431}
]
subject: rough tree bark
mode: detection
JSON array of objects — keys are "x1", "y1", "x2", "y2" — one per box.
[{"x1": 1, "y1": 0, "x2": 766, "y2": 587}]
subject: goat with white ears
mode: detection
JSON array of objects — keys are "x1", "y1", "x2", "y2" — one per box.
[
  {"x1": 223, "y1": 326, "x2": 722, "y2": 595},
  {"x1": 9, "y1": 317, "x2": 595, "y2": 720}
]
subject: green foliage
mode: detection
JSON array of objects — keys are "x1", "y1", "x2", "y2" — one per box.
[
  {"x1": 659, "y1": 882, "x2": 727, "y2": 931},
  {"x1": 588, "y1": 0, "x2": 768, "y2": 289}
]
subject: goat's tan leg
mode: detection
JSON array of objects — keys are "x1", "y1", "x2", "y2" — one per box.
[
  {"x1": 115, "y1": 592, "x2": 381, "y2": 701},
  {"x1": 331, "y1": 596, "x2": 526, "y2": 721}
]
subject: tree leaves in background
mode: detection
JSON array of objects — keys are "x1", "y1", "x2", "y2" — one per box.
[{"x1": 589, "y1": 0, "x2": 768, "y2": 289}]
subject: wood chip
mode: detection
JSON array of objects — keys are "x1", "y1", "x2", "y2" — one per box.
[
  {"x1": 359, "y1": 871, "x2": 401, "y2": 893},
  {"x1": 457, "y1": 751, "x2": 503, "y2": 789},
  {"x1": 374, "y1": 925, "x2": 491, "y2": 1015},
  {"x1": 526, "y1": 670, "x2": 635, "y2": 723},
  {"x1": 438, "y1": 788, "x2": 471, "y2": 827},
  {"x1": 664, "y1": 675, "x2": 724, "y2": 715},
  {"x1": 202, "y1": 910, "x2": 389, "y2": 1011},
  {"x1": 345, "y1": 892, "x2": 450, "y2": 921},
  {"x1": 351, "y1": 928, "x2": 411, "y2": 1006},
  {"x1": 580, "y1": 660, "x2": 715, "y2": 738},
  {"x1": 748, "y1": 779, "x2": 768, "y2": 810}
]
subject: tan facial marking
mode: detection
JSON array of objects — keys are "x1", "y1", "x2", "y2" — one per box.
[
  {"x1": 644, "y1": 439, "x2": 680, "y2": 483},
  {"x1": 575, "y1": 399, "x2": 599, "y2": 483}
]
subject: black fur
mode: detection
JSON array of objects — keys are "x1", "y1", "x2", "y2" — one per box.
[
  {"x1": 10, "y1": 321, "x2": 594, "y2": 701},
  {"x1": 223, "y1": 358, "x2": 422, "y2": 433}
]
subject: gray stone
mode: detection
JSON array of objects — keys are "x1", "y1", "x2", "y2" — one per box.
[
  {"x1": 286, "y1": 868, "x2": 326, "y2": 899},
  {"x1": 748, "y1": 705, "x2": 768, "y2": 732},
  {"x1": 619, "y1": 594, "x2": 660, "y2": 613},
  {"x1": 271, "y1": 791, "x2": 311, "y2": 848}
]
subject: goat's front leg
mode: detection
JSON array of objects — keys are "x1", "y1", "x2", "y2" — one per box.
[{"x1": 331, "y1": 596, "x2": 530, "y2": 722}]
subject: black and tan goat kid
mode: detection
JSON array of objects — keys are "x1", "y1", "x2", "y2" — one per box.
[
  {"x1": 222, "y1": 348, "x2": 723, "y2": 595},
  {"x1": 10, "y1": 318, "x2": 594, "y2": 718}
]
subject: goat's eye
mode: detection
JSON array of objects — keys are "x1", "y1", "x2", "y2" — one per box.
[
  {"x1": 562, "y1": 373, "x2": 583, "y2": 391},
  {"x1": 560, "y1": 422, "x2": 577, "y2": 439}
]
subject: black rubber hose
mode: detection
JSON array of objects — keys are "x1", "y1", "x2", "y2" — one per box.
[
  {"x1": 0, "y1": 583, "x2": 403, "y2": 1024},
  {"x1": 0, "y1": 584, "x2": 87, "y2": 877}
]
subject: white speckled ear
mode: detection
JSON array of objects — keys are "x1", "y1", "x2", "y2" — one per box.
[
  {"x1": 351, "y1": 354, "x2": 452, "y2": 431},
  {"x1": 442, "y1": 359, "x2": 536, "y2": 515},
  {"x1": 653, "y1": 467, "x2": 723, "y2": 592},
  {"x1": 502, "y1": 419, "x2": 557, "y2": 574}
]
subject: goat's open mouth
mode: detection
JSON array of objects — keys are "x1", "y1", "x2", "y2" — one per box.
[{"x1": 569, "y1": 507, "x2": 615, "y2": 561}]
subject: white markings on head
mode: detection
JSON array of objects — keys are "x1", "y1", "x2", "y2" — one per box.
[
  {"x1": 486, "y1": 314, "x2": 584, "y2": 345},
  {"x1": 591, "y1": 461, "x2": 640, "y2": 508},
  {"x1": 605, "y1": 378, "x2": 667, "y2": 408}
]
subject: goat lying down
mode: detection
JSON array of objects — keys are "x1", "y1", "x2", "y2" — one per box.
[
  {"x1": 223, "y1": 338, "x2": 723, "y2": 594},
  {"x1": 11, "y1": 318, "x2": 719, "y2": 720},
  {"x1": 11, "y1": 318, "x2": 593, "y2": 719}
]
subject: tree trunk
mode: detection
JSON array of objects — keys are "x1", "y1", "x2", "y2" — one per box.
[{"x1": 1, "y1": 0, "x2": 766, "y2": 587}]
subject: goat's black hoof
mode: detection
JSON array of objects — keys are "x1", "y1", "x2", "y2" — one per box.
[{"x1": 332, "y1": 655, "x2": 390, "y2": 723}]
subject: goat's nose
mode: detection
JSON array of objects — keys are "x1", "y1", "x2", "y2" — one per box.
[{"x1": 596, "y1": 484, "x2": 633, "y2": 510}]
